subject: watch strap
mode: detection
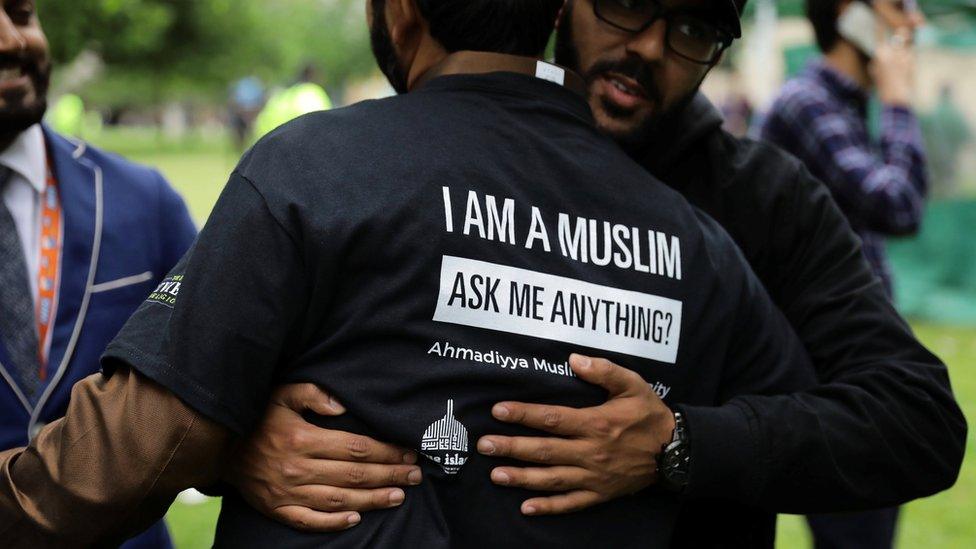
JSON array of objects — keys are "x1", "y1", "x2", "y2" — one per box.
[{"x1": 658, "y1": 411, "x2": 691, "y2": 493}]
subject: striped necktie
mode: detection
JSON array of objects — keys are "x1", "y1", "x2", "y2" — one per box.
[{"x1": 0, "y1": 164, "x2": 41, "y2": 401}]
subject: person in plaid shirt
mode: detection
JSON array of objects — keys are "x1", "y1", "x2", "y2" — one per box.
[
  {"x1": 761, "y1": 0, "x2": 927, "y2": 298},
  {"x1": 761, "y1": 1, "x2": 927, "y2": 547}
]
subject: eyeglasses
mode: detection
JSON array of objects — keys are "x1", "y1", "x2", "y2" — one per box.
[{"x1": 593, "y1": 0, "x2": 734, "y2": 65}]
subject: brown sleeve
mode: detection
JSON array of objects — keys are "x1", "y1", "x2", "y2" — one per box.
[{"x1": 0, "y1": 367, "x2": 233, "y2": 547}]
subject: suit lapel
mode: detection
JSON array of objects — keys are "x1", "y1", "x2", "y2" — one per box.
[{"x1": 29, "y1": 128, "x2": 102, "y2": 422}]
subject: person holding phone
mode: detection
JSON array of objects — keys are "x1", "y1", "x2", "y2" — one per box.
[{"x1": 760, "y1": 1, "x2": 928, "y2": 547}]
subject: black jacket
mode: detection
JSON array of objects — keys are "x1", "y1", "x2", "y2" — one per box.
[{"x1": 653, "y1": 95, "x2": 967, "y2": 547}]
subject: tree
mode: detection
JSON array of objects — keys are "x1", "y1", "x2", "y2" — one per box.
[{"x1": 39, "y1": 0, "x2": 377, "y2": 107}]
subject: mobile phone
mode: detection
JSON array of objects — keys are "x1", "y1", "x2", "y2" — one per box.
[{"x1": 837, "y1": 1, "x2": 879, "y2": 57}]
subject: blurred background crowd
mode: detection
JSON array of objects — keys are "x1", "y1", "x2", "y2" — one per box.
[{"x1": 36, "y1": 0, "x2": 975, "y2": 547}]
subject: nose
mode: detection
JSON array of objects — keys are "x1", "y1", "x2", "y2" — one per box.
[
  {"x1": 624, "y1": 19, "x2": 667, "y2": 64},
  {"x1": 0, "y1": 13, "x2": 26, "y2": 53}
]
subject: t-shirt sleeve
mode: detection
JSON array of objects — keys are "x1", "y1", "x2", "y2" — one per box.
[{"x1": 102, "y1": 170, "x2": 308, "y2": 435}]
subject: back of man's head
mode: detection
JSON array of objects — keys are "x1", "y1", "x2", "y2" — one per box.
[
  {"x1": 414, "y1": 0, "x2": 563, "y2": 56},
  {"x1": 806, "y1": 0, "x2": 848, "y2": 53}
]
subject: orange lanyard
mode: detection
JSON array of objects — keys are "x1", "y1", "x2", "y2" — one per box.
[{"x1": 35, "y1": 158, "x2": 62, "y2": 380}]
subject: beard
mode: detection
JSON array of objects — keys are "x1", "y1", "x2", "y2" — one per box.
[
  {"x1": 553, "y1": 3, "x2": 698, "y2": 151},
  {"x1": 0, "y1": 53, "x2": 51, "y2": 135},
  {"x1": 369, "y1": 0, "x2": 409, "y2": 94}
]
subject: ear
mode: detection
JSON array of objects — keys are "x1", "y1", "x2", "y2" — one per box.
[{"x1": 389, "y1": 0, "x2": 422, "y2": 47}]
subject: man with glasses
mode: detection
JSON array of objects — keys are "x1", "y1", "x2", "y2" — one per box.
[
  {"x1": 0, "y1": 0, "x2": 821, "y2": 546},
  {"x1": 228, "y1": 1, "x2": 965, "y2": 547},
  {"x1": 593, "y1": 0, "x2": 733, "y2": 61},
  {"x1": 761, "y1": 1, "x2": 929, "y2": 547}
]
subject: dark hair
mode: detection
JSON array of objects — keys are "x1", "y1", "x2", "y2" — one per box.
[
  {"x1": 415, "y1": 0, "x2": 563, "y2": 56},
  {"x1": 806, "y1": 0, "x2": 848, "y2": 53}
]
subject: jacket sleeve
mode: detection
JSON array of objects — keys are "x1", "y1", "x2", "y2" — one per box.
[
  {"x1": 674, "y1": 212, "x2": 818, "y2": 503},
  {"x1": 0, "y1": 367, "x2": 232, "y2": 547},
  {"x1": 678, "y1": 165, "x2": 966, "y2": 513}
]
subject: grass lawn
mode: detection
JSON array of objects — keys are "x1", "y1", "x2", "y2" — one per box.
[
  {"x1": 103, "y1": 139, "x2": 974, "y2": 548},
  {"x1": 776, "y1": 323, "x2": 976, "y2": 549},
  {"x1": 123, "y1": 151, "x2": 241, "y2": 226}
]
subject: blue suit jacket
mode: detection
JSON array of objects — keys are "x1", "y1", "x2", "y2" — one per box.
[{"x1": 0, "y1": 127, "x2": 197, "y2": 548}]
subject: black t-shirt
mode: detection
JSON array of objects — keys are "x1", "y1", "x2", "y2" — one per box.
[{"x1": 103, "y1": 73, "x2": 815, "y2": 548}]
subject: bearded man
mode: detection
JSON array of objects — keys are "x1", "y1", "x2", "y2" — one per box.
[{"x1": 227, "y1": 2, "x2": 965, "y2": 548}]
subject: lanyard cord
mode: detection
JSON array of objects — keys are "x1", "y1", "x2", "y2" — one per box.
[{"x1": 36, "y1": 157, "x2": 62, "y2": 379}]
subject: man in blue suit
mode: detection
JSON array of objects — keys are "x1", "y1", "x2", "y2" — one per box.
[{"x1": 0, "y1": 4, "x2": 195, "y2": 547}]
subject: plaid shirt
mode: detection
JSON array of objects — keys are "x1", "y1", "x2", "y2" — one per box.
[{"x1": 760, "y1": 61, "x2": 928, "y2": 296}]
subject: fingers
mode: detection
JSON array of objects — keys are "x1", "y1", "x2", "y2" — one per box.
[
  {"x1": 272, "y1": 505, "x2": 361, "y2": 533},
  {"x1": 490, "y1": 402, "x2": 587, "y2": 436},
  {"x1": 256, "y1": 394, "x2": 417, "y2": 464},
  {"x1": 311, "y1": 430, "x2": 418, "y2": 464},
  {"x1": 490, "y1": 465, "x2": 591, "y2": 492},
  {"x1": 297, "y1": 458, "x2": 423, "y2": 488},
  {"x1": 271, "y1": 383, "x2": 345, "y2": 417},
  {"x1": 285, "y1": 484, "x2": 408, "y2": 513},
  {"x1": 477, "y1": 435, "x2": 581, "y2": 465},
  {"x1": 520, "y1": 491, "x2": 604, "y2": 516},
  {"x1": 569, "y1": 354, "x2": 645, "y2": 397}
]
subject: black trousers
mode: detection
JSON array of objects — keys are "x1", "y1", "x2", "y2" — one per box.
[{"x1": 807, "y1": 507, "x2": 900, "y2": 549}]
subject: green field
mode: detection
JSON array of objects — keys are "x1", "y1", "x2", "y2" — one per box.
[{"x1": 111, "y1": 143, "x2": 974, "y2": 549}]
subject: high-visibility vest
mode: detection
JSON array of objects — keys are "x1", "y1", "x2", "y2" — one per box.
[
  {"x1": 253, "y1": 83, "x2": 333, "y2": 141},
  {"x1": 48, "y1": 94, "x2": 86, "y2": 137}
]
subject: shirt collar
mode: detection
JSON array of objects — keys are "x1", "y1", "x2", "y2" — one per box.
[
  {"x1": 809, "y1": 60, "x2": 869, "y2": 108},
  {"x1": 0, "y1": 124, "x2": 47, "y2": 194},
  {"x1": 419, "y1": 72, "x2": 594, "y2": 124}
]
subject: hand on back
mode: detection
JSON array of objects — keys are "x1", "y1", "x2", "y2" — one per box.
[
  {"x1": 226, "y1": 384, "x2": 422, "y2": 532},
  {"x1": 230, "y1": 355, "x2": 674, "y2": 530}
]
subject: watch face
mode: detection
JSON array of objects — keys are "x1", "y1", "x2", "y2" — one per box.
[
  {"x1": 662, "y1": 449, "x2": 690, "y2": 491},
  {"x1": 667, "y1": 468, "x2": 689, "y2": 487}
]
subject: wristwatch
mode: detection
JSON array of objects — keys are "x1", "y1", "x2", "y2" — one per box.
[{"x1": 657, "y1": 411, "x2": 691, "y2": 493}]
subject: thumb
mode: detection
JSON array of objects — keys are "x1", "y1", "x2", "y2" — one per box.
[
  {"x1": 569, "y1": 354, "x2": 644, "y2": 397},
  {"x1": 271, "y1": 383, "x2": 346, "y2": 416}
]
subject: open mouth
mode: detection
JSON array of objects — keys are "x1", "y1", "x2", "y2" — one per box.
[
  {"x1": 598, "y1": 72, "x2": 649, "y2": 112},
  {"x1": 0, "y1": 63, "x2": 31, "y2": 93},
  {"x1": 607, "y1": 73, "x2": 646, "y2": 97}
]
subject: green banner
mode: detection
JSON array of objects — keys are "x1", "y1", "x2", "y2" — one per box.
[{"x1": 890, "y1": 199, "x2": 976, "y2": 325}]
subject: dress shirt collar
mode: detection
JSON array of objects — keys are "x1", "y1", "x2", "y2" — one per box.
[
  {"x1": 809, "y1": 60, "x2": 869, "y2": 111},
  {"x1": 0, "y1": 124, "x2": 46, "y2": 194}
]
